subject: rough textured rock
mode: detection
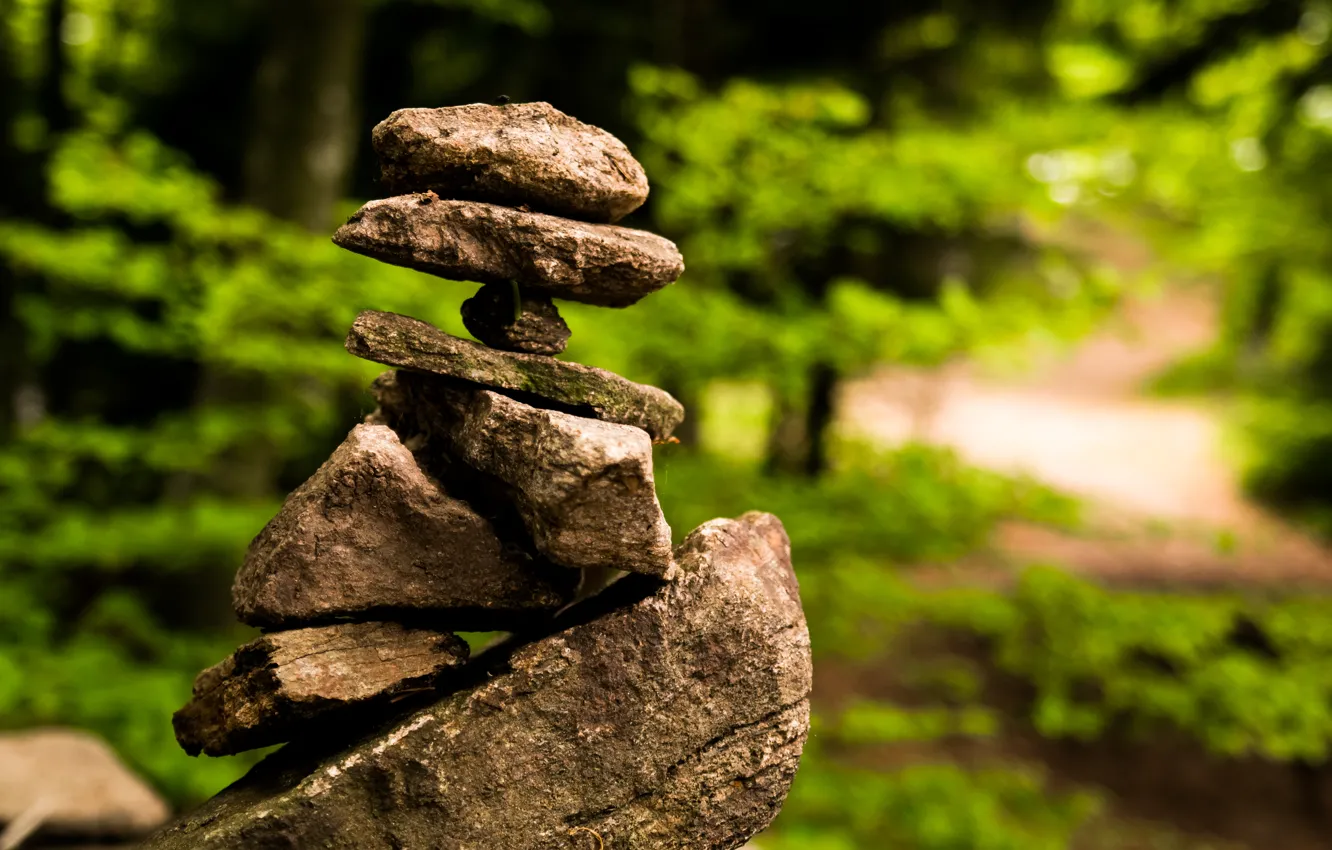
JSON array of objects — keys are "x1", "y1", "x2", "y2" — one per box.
[
  {"x1": 332, "y1": 195, "x2": 683, "y2": 308},
  {"x1": 141, "y1": 512, "x2": 811, "y2": 850},
  {"x1": 462, "y1": 282, "x2": 571, "y2": 355},
  {"x1": 346, "y1": 309, "x2": 685, "y2": 441},
  {"x1": 173, "y1": 622, "x2": 469, "y2": 757},
  {"x1": 372, "y1": 102, "x2": 649, "y2": 223},
  {"x1": 0, "y1": 728, "x2": 170, "y2": 841},
  {"x1": 441, "y1": 386, "x2": 674, "y2": 578},
  {"x1": 232, "y1": 423, "x2": 577, "y2": 629}
]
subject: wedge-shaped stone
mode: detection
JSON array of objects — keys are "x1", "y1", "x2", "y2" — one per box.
[
  {"x1": 173, "y1": 622, "x2": 468, "y2": 757},
  {"x1": 444, "y1": 386, "x2": 673, "y2": 578},
  {"x1": 232, "y1": 424, "x2": 577, "y2": 629},
  {"x1": 462, "y1": 282, "x2": 570, "y2": 355},
  {"x1": 143, "y1": 513, "x2": 812, "y2": 850},
  {"x1": 332, "y1": 195, "x2": 683, "y2": 308},
  {"x1": 346, "y1": 309, "x2": 685, "y2": 441},
  {"x1": 372, "y1": 102, "x2": 649, "y2": 223}
]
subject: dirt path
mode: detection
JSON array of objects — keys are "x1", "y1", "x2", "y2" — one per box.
[{"x1": 839, "y1": 285, "x2": 1332, "y2": 589}]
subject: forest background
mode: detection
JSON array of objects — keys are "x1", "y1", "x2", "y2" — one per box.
[{"x1": 5, "y1": 0, "x2": 1332, "y2": 847}]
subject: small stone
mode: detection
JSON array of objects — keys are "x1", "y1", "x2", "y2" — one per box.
[
  {"x1": 0, "y1": 728, "x2": 170, "y2": 841},
  {"x1": 332, "y1": 196, "x2": 683, "y2": 308},
  {"x1": 172, "y1": 622, "x2": 468, "y2": 757},
  {"x1": 232, "y1": 423, "x2": 577, "y2": 629},
  {"x1": 346, "y1": 310, "x2": 685, "y2": 441},
  {"x1": 391, "y1": 380, "x2": 674, "y2": 578},
  {"x1": 140, "y1": 513, "x2": 812, "y2": 850},
  {"x1": 372, "y1": 102, "x2": 649, "y2": 223},
  {"x1": 461, "y1": 283, "x2": 571, "y2": 355}
]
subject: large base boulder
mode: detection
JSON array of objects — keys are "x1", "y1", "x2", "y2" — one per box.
[{"x1": 141, "y1": 512, "x2": 812, "y2": 850}]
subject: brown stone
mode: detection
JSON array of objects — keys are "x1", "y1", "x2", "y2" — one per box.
[
  {"x1": 372, "y1": 102, "x2": 649, "y2": 223},
  {"x1": 332, "y1": 195, "x2": 683, "y2": 308},
  {"x1": 346, "y1": 310, "x2": 685, "y2": 441},
  {"x1": 0, "y1": 728, "x2": 170, "y2": 842},
  {"x1": 141, "y1": 512, "x2": 812, "y2": 850},
  {"x1": 425, "y1": 384, "x2": 674, "y2": 578},
  {"x1": 173, "y1": 622, "x2": 469, "y2": 757},
  {"x1": 461, "y1": 282, "x2": 571, "y2": 355},
  {"x1": 231, "y1": 423, "x2": 577, "y2": 629}
]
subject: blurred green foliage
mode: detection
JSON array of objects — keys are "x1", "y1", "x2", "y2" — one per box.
[{"x1": 4, "y1": 0, "x2": 1332, "y2": 847}]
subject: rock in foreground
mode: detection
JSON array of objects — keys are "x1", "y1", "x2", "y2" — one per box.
[
  {"x1": 333, "y1": 196, "x2": 683, "y2": 307},
  {"x1": 372, "y1": 102, "x2": 649, "y2": 223},
  {"x1": 439, "y1": 387, "x2": 674, "y2": 577},
  {"x1": 232, "y1": 424, "x2": 577, "y2": 629},
  {"x1": 173, "y1": 622, "x2": 468, "y2": 757},
  {"x1": 141, "y1": 512, "x2": 812, "y2": 850},
  {"x1": 0, "y1": 728, "x2": 170, "y2": 842},
  {"x1": 346, "y1": 310, "x2": 685, "y2": 441}
]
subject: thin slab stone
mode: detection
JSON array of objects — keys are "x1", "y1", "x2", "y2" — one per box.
[
  {"x1": 372, "y1": 101, "x2": 649, "y2": 223},
  {"x1": 461, "y1": 282, "x2": 571, "y2": 355},
  {"x1": 173, "y1": 622, "x2": 468, "y2": 757},
  {"x1": 332, "y1": 195, "x2": 683, "y2": 308},
  {"x1": 409, "y1": 383, "x2": 674, "y2": 578},
  {"x1": 345, "y1": 309, "x2": 685, "y2": 441},
  {"x1": 141, "y1": 512, "x2": 812, "y2": 850},
  {"x1": 232, "y1": 423, "x2": 577, "y2": 629}
]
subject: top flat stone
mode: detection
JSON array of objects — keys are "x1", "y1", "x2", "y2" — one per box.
[{"x1": 373, "y1": 102, "x2": 649, "y2": 223}]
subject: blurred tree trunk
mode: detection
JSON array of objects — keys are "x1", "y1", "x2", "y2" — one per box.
[
  {"x1": 189, "y1": 0, "x2": 367, "y2": 500},
  {"x1": 764, "y1": 361, "x2": 838, "y2": 477},
  {"x1": 0, "y1": 0, "x2": 69, "y2": 440},
  {"x1": 242, "y1": 0, "x2": 365, "y2": 232}
]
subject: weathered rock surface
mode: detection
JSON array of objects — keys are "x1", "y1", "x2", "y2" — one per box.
[
  {"x1": 232, "y1": 423, "x2": 577, "y2": 629},
  {"x1": 372, "y1": 102, "x2": 649, "y2": 223},
  {"x1": 440, "y1": 386, "x2": 674, "y2": 577},
  {"x1": 462, "y1": 282, "x2": 571, "y2": 355},
  {"x1": 332, "y1": 195, "x2": 683, "y2": 308},
  {"x1": 141, "y1": 512, "x2": 811, "y2": 850},
  {"x1": 346, "y1": 309, "x2": 685, "y2": 441},
  {"x1": 173, "y1": 622, "x2": 468, "y2": 757},
  {"x1": 0, "y1": 728, "x2": 170, "y2": 841}
]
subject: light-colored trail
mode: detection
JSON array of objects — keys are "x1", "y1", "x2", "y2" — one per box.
[{"x1": 840, "y1": 287, "x2": 1332, "y2": 589}]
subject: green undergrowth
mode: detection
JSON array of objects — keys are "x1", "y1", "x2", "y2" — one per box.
[{"x1": 754, "y1": 559, "x2": 1332, "y2": 848}]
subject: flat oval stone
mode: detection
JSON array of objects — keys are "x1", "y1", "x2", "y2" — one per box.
[
  {"x1": 372, "y1": 102, "x2": 649, "y2": 223},
  {"x1": 332, "y1": 195, "x2": 684, "y2": 308},
  {"x1": 345, "y1": 310, "x2": 685, "y2": 442}
]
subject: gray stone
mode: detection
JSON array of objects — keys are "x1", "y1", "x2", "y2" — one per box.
[
  {"x1": 372, "y1": 102, "x2": 649, "y2": 223},
  {"x1": 173, "y1": 622, "x2": 469, "y2": 757},
  {"x1": 332, "y1": 195, "x2": 683, "y2": 308},
  {"x1": 232, "y1": 423, "x2": 577, "y2": 629},
  {"x1": 461, "y1": 282, "x2": 571, "y2": 355},
  {"x1": 0, "y1": 728, "x2": 169, "y2": 841},
  {"x1": 425, "y1": 384, "x2": 674, "y2": 578},
  {"x1": 346, "y1": 310, "x2": 685, "y2": 441},
  {"x1": 141, "y1": 512, "x2": 812, "y2": 850}
]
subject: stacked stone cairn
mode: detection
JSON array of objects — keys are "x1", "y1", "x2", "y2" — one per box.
[{"x1": 154, "y1": 103, "x2": 812, "y2": 850}]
